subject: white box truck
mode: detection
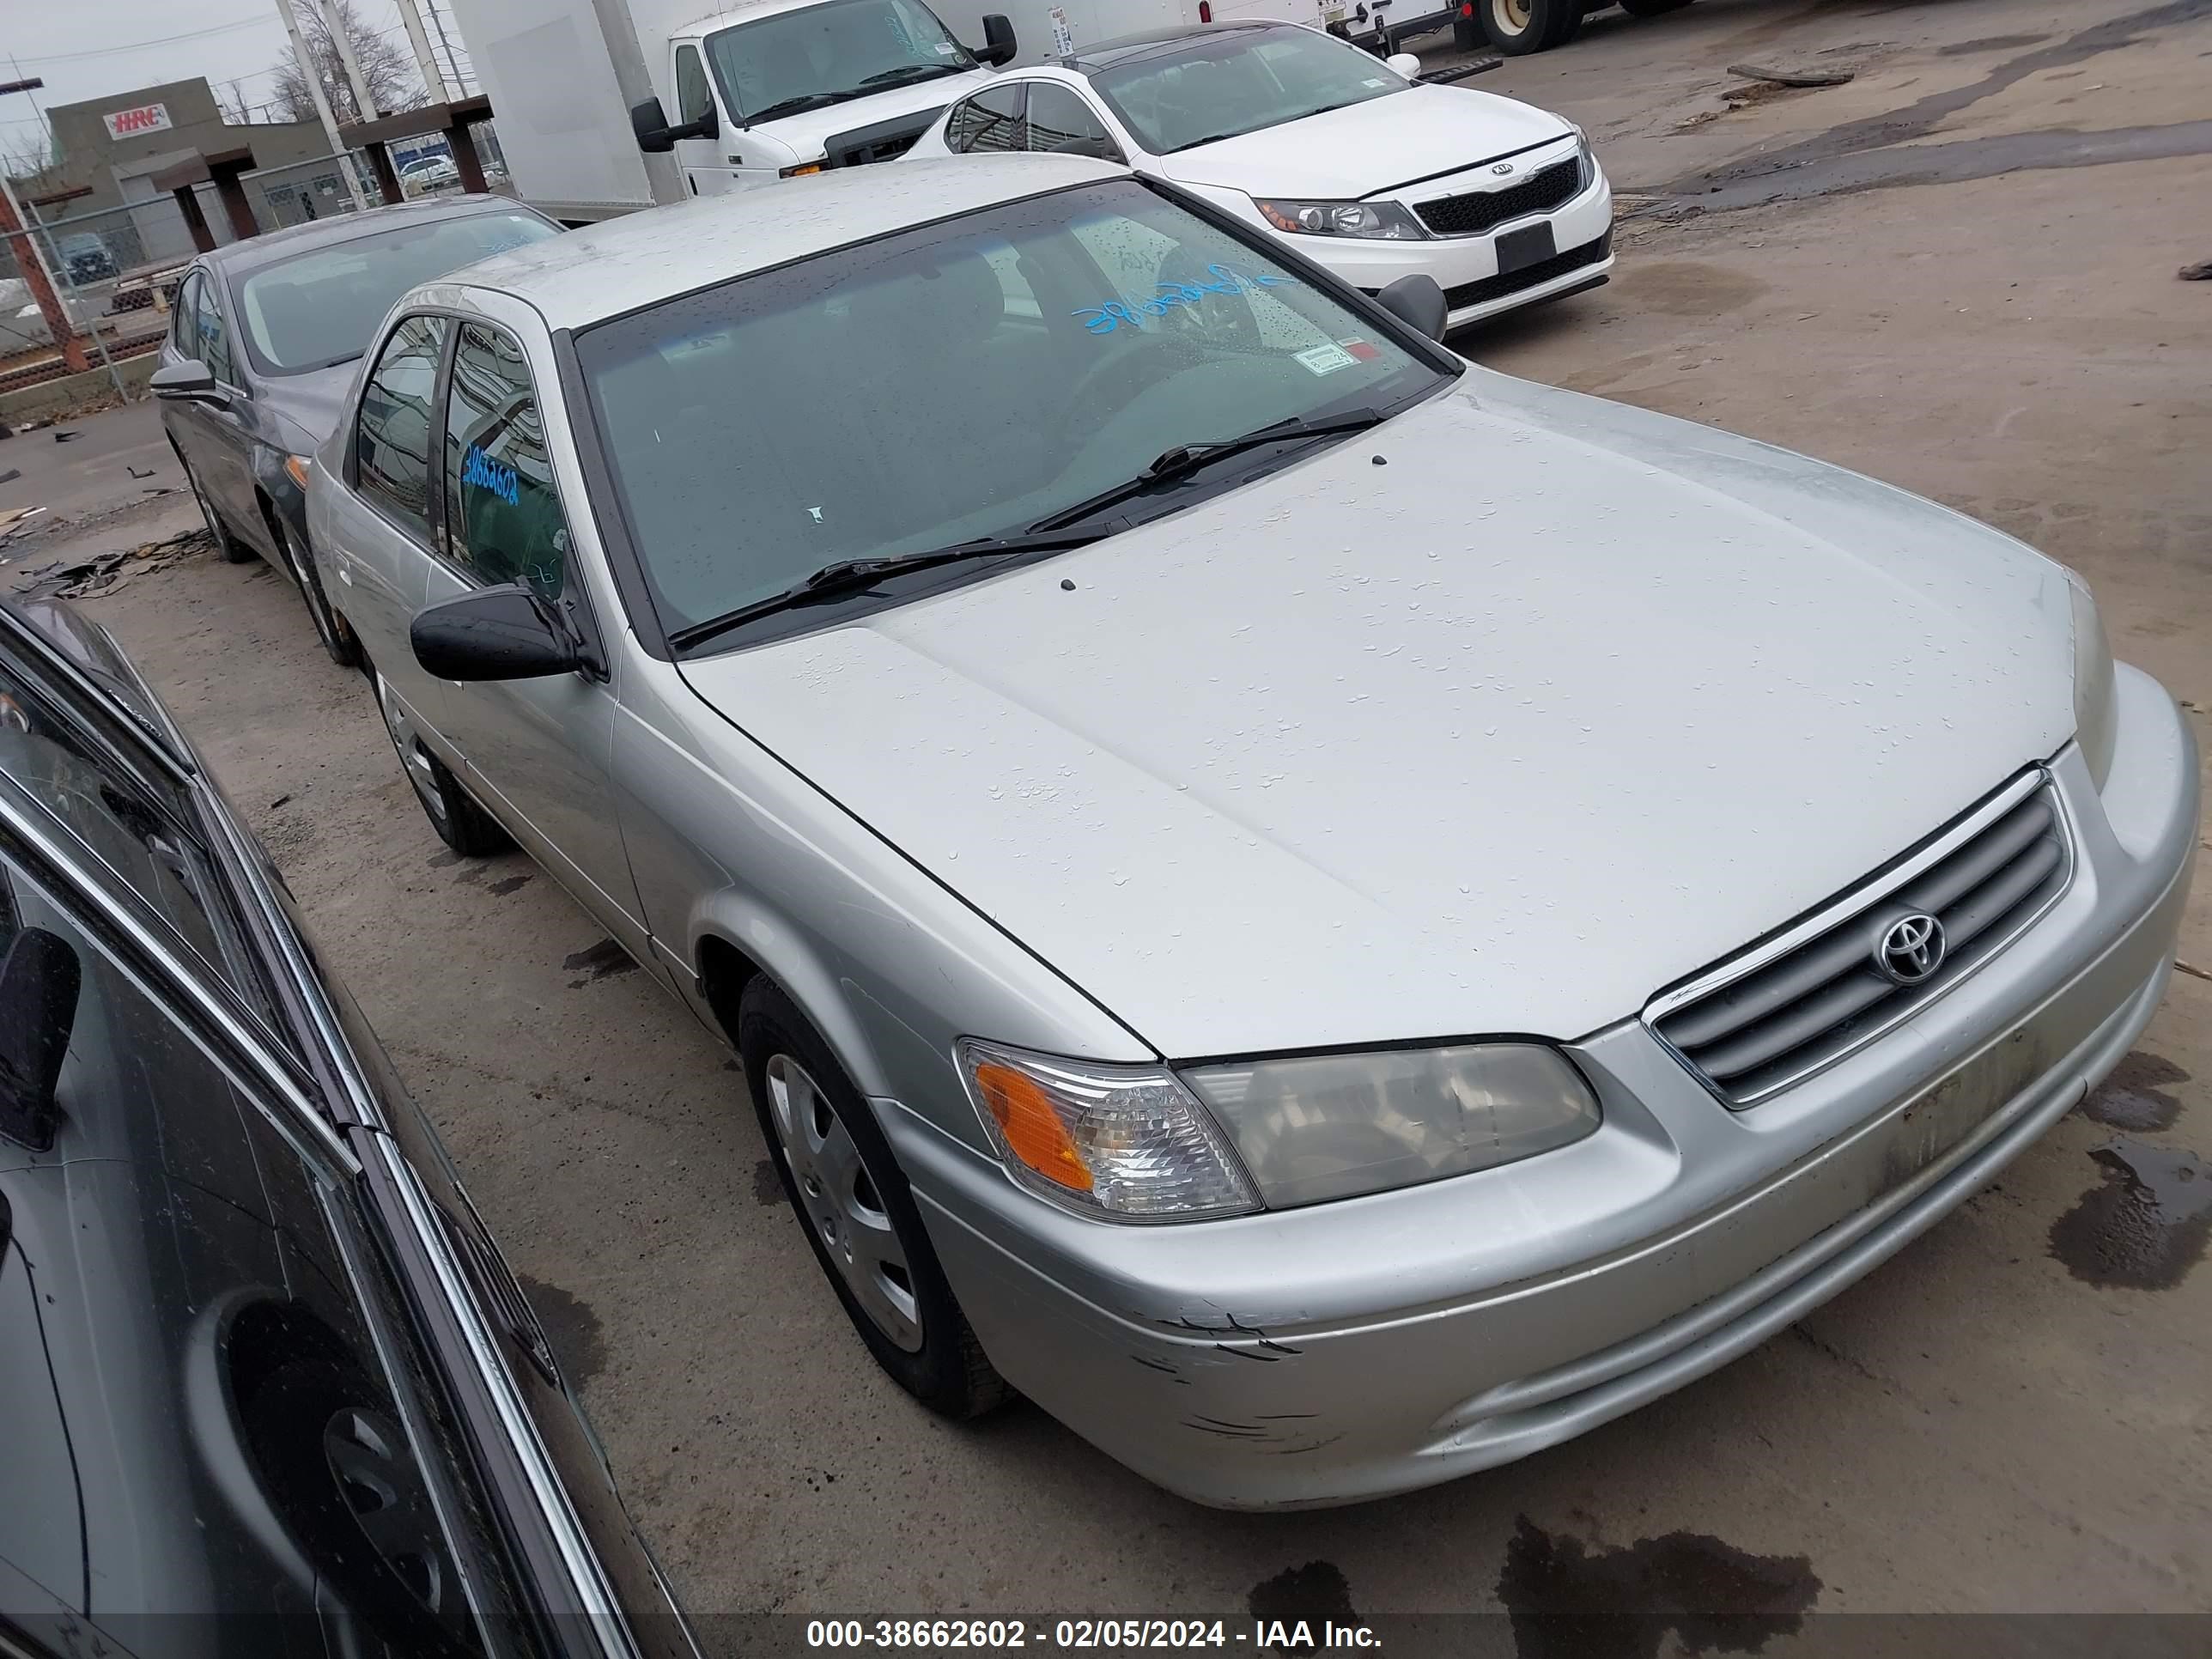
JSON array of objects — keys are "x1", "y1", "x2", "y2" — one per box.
[{"x1": 446, "y1": 0, "x2": 1457, "y2": 221}]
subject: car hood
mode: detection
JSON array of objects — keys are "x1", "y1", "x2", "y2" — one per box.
[
  {"x1": 256, "y1": 358, "x2": 358, "y2": 453},
  {"x1": 758, "y1": 70, "x2": 999, "y2": 159},
  {"x1": 1157, "y1": 85, "x2": 1574, "y2": 202},
  {"x1": 678, "y1": 372, "x2": 2075, "y2": 1059}
]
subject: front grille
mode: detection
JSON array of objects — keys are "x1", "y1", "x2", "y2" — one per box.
[
  {"x1": 1650, "y1": 774, "x2": 2070, "y2": 1104},
  {"x1": 1442, "y1": 229, "x2": 1612, "y2": 311},
  {"x1": 1415, "y1": 156, "x2": 1583, "y2": 237}
]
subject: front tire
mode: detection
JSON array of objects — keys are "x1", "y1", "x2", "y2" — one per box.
[
  {"x1": 736, "y1": 976, "x2": 1007, "y2": 1419},
  {"x1": 371, "y1": 665, "x2": 512, "y2": 857},
  {"x1": 1480, "y1": 0, "x2": 1583, "y2": 53},
  {"x1": 184, "y1": 459, "x2": 256, "y2": 563},
  {"x1": 272, "y1": 514, "x2": 360, "y2": 667}
]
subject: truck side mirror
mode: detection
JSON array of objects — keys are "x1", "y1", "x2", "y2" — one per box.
[
  {"x1": 0, "y1": 928, "x2": 82, "y2": 1153},
  {"x1": 978, "y1": 14, "x2": 1018, "y2": 66},
  {"x1": 633, "y1": 95, "x2": 717, "y2": 152}
]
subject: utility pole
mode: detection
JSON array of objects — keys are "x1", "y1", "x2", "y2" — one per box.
[
  {"x1": 392, "y1": 0, "x2": 454, "y2": 106},
  {"x1": 0, "y1": 75, "x2": 94, "y2": 378},
  {"x1": 424, "y1": 0, "x2": 469, "y2": 97},
  {"x1": 270, "y1": 0, "x2": 371, "y2": 209},
  {"x1": 310, "y1": 0, "x2": 384, "y2": 124}
]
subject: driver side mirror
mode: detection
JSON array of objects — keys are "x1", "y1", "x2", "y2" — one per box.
[
  {"x1": 976, "y1": 13, "x2": 1018, "y2": 66},
  {"x1": 1385, "y1": 52, "x2": 1423, "y2": 78},
  {"x1": 1374, "y1": 273, "x2": 1449, "y2": 341},
  {"x1": 632, "y1": 94, "x2": 717, "y2": 154},
  {"x1": 0, "y1": 928, "x2": 82, "y2": 1152},
  {"x1": 411, "y1": 584, "x2": 581, "y2": 682},
  {"x1": 150, "y1": 358, "x2": 229, "y2": 410}
]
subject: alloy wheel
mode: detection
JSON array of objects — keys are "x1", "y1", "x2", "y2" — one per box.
[{"x1": 765, "y1": 1052, "x2": 923, "y2": 1352}]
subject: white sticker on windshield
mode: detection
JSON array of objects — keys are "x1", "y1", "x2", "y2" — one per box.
[
  {"x1": 1363, "y1": 76, "x2": 1389, "y2": 87},
  {"x1": 934, "y1": 40, "x2": 957, "y2": 53},
  {"x1": 1294, "y1": 342, "x2": 1358, "y2": 375}
]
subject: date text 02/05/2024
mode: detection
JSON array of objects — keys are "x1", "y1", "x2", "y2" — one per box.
[{"x1": 804, "y1": 1619, "x2": 1382, "y2": 1650}]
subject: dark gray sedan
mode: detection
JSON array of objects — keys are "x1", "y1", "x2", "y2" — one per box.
[{"x1": 153, "y1": 198, "x2": 560, "y2": 664}]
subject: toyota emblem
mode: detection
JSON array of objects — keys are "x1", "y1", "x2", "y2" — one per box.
[
  {"x1": 1875, "y1": 913, "x2": 1947, "y2": 986},
  {"x1": 1491, "y1": 161, "x2": 1516, "y2": 175}
]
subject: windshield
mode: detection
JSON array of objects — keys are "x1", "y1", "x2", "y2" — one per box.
[
  {"x1": 705, "y1": 0, "x2": 975, "y2": 122},
  {"x1": 575, "y1": 178, "x2": 1445, "y2": 646},
  {"x1": 1092, "y1": 24, "x2": 1407, "y2": 154},
  {"x1": 234, "y1": 210, "x2": 559, "y2": 376}
]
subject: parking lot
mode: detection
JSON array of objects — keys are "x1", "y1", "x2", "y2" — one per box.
[{"x1": 8, "y1": 0, "x2": 2208, "y2": 1638}]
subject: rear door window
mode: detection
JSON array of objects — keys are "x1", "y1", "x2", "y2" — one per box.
[
  {"x1": 946, "y1": 82, "x2": 1024, "y2": 152},
  {"x1": 355, "y1": 314, "x2": 449, "y2": 544}
]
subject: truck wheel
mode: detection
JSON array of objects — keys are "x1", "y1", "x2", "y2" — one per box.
[
  {"x1": 1480, "y1": 0, "x2": 1583, "y2": 52},
  {"x1": 1619, "y1": 0, "x2": 1692, "y2": 14}
]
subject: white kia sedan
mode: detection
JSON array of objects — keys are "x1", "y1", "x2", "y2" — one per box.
[{"x1": 906, "y1": 21, "x2": 1613, "y2": 331}]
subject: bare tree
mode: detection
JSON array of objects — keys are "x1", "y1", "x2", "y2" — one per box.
[{"x1": 267, "y1": 0, "x2": 428, "y2": 125}]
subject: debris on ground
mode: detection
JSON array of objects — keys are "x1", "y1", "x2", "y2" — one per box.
[
  {"x1": 127, "y1": 464, "x2": 153, "y2": 478},
  {"x1": 52, "y1": 429, "x2": 80, "y2": 443},
  {"x1": 0, "y1": 504, "x2": 47, "y2": 544},
  {"x1": 12, "y1": 523, "x2": 213, "y2": 597},
  {"x1": 1727, "y1": 63, "x2": 1857, "y2": 87},
  {"x1": 0, "y1": 468, "x2": 17, "y2": 486},
  {"x1": 2181, "y1": 260, "x2": 2212, "y2": 281}
]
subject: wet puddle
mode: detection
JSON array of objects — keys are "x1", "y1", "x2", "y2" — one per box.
[
  {"x1": 2048, "y1": 1139, "x2": 2212, "y2": 1290},
  {"x1": 1497, "y1": 1516, "x2": 1820, "y2": 1659},
  {"x1": 2078, "y1": 1049, "x2": 2190, "y2": 1133}
]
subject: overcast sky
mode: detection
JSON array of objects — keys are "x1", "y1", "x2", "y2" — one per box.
[{"x1": 1, "y1": 2, "x2": 476, "y2": 159}]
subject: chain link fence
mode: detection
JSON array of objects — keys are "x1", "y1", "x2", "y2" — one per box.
[{"x1": 244, "y1": 150, "x2": 383, "y2": 228}]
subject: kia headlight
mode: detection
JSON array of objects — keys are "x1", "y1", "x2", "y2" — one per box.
[
  {"x1": 2068, "y1": 574, "x2": 2118, "y2": 790},
  {"x1": 1255, "y1": 198, "x2": 1426, "y2": 240},
  {"x1": 958, "y1": 1038, "x2": 1599, "y2": 1218}
]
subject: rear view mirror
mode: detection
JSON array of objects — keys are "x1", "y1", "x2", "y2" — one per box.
[
  {"x1": 1375, "y1": 273, "x2": 1449, "y2": 341},
  {"x1": 0, "y1": 928, "x2": 82, "y2": 1152},
  {"x1": 411, "y1": 584, "x2": 581, "y2": 682},
  {"x1": 150, "y1": 359, "x2": 228, "y2": 409},
  {"x1": 632, "y1": 95, "x2": 716, "y2": 152},
  {"x1": 978, "y1": 13, "x2": 1018, "y2": 65},
  {"x1": 1386, "y1": 52, "x2": 1422, "y2": 78}
]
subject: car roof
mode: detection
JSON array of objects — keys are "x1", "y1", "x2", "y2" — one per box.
[
  {"x1": 439, "y1": 155, "x2": 1124, "y2": 331},
  {"x1": 198, "y1": 194, "x2": 551, "y2": 278},
  {"x1": 1065, "y1": 20, "x2": 1280, "y2": 72}
]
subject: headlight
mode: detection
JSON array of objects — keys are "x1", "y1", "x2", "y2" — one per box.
[
  {"x1": 1255, "y1": 198, "x2": 1426, "y2": 240},
  {"x1": 284, "y1": 453, "x2": 313, "y2": 491},
  {"x1": 1182, "y1": 1043, "x2": 1601, "y2": 1209},
  {"x1": 2068, "y1": 574, "x2": 2118, "y2": 791},
  {"x1": 957, "y1": 1040, "x2": 1259, "y2": 1221}
]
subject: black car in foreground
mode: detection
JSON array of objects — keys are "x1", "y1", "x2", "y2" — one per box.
[
  {"x1": 0, "y1": 596, "x2": 694, "y2": 1658},
  {"x1": 151, "y1": 198, "x2": 562, "y2": 665}
]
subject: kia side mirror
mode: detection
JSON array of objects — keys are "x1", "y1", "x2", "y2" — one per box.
[
  {"x1": 1375, "y1": 272, "x2": 1449, "y2": 341},
  {"x1": 978, "y1": 14, "x2": 1018, "y2": 66},
  {"x1": 0, "y1": 927, "x2": 82, "y2": 1152},
  {"x1": 411, "y1": 584, "x2": 581, "y2": 682},
  {"x1": 1386, "y1": 52, "x2": 1422, "y2": 78},
  {"x1": 150, "y1": 359, "x2": 228, "y2": 409}
]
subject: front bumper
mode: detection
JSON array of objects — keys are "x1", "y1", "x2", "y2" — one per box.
[
  {"x1": 887, "y1": 665, "x2": 2197, "y2": 1509},
  {"x1": 1233, "y1": 142, "x2": 1615, "y2": 331}
]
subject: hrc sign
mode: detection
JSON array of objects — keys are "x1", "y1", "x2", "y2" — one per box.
[{"x1": 103, "y1": 103, "x2": 173, "y2": 139}]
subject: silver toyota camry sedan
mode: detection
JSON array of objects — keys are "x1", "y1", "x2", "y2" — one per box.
[{"x1": 309, "y1": 156, "x2": 2197, "y2": 1510}]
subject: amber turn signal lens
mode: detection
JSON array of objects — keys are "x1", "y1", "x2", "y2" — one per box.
[
  {"x1": 973, "y1": 1062, "x2": 1094, "y2": 1192},
  {"x1": 283, "y1": 454, "x2": 313, "y2": 490}
]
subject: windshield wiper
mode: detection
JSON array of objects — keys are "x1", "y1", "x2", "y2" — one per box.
[
  {"x1": 860, "y1": 62, "x2": 964, "y2": 86},
  {"x1": 1029, "y1": 409, "x2": 1387, "y2": 533},
  {"x1": 745, "y1": 89, "x2": 866, "y2": 123},
  {"x1": 667, "y1": 530, "x2": 1108, "y2": 653}
]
